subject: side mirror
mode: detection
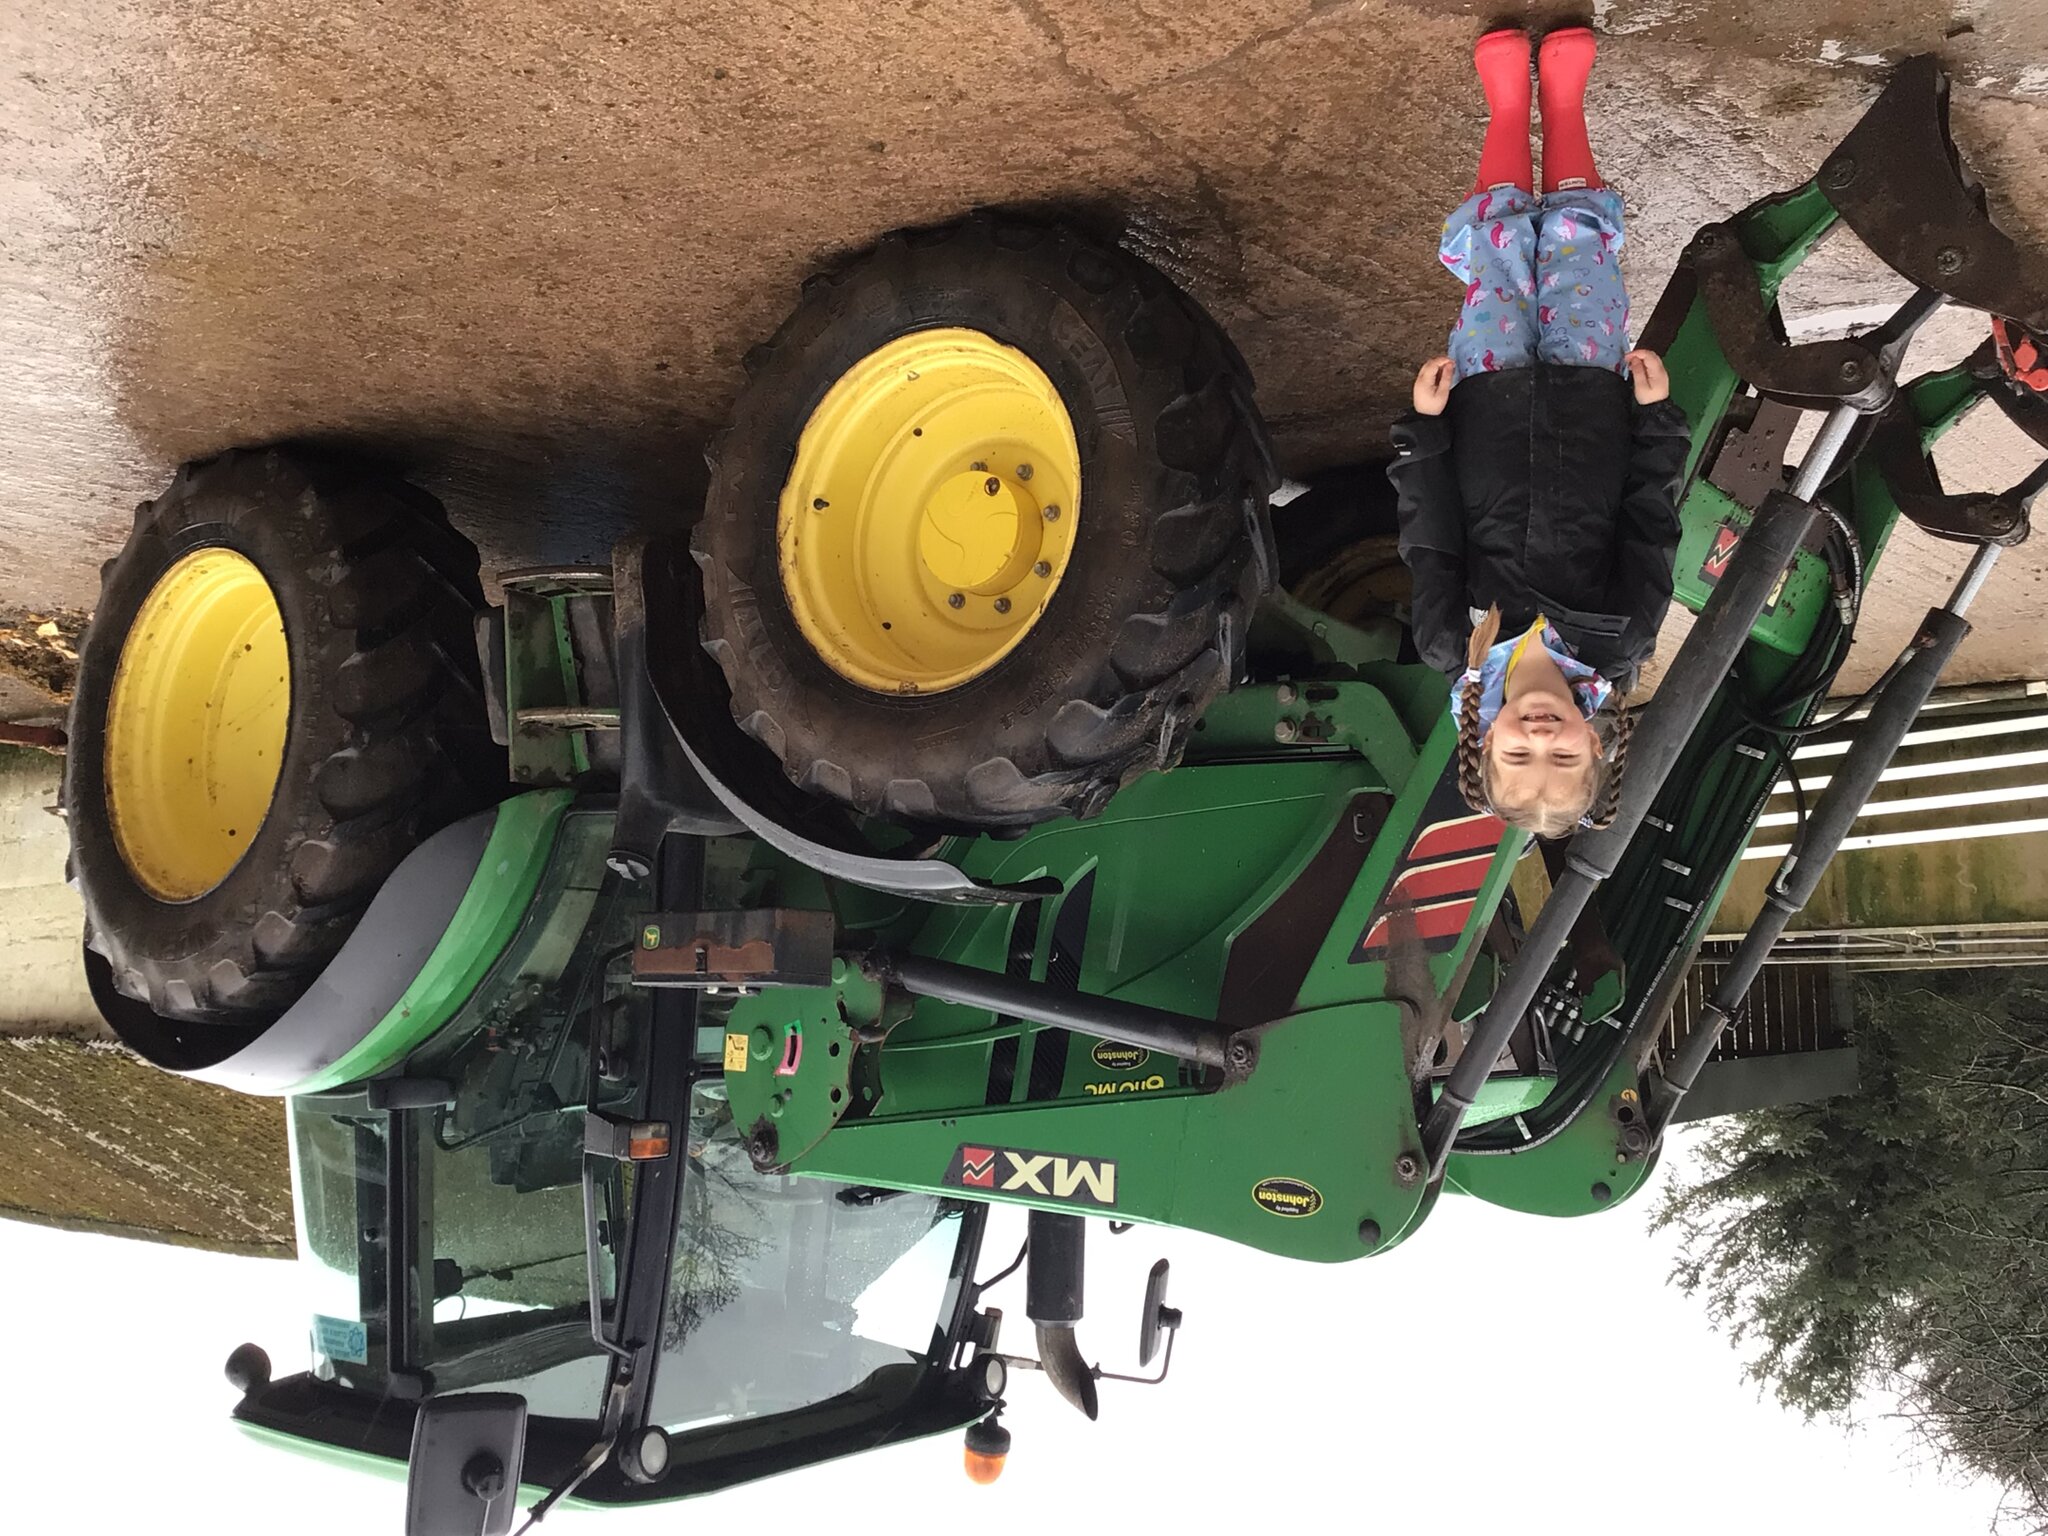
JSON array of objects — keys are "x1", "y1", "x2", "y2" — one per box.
[
  {"x1": 406, "y1": 1394, "x2": 528, "y2": 1536},
  {"x1": 1137, "y1": 1260, "x2": 1182, "y2": 1370}
]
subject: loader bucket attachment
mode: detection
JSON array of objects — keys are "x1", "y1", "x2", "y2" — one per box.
[{"x1": 1821, "y1": 54, "x2": 2048, "y2": 334}]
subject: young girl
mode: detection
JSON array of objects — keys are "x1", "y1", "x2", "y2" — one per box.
[{"x1": 1387, "y1": 24, "x2": 1692, "y2": 838}]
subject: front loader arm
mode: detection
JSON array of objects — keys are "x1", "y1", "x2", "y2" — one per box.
[{"x1": 702, "y1": 692, "x2": 1647, "y2": 1263}]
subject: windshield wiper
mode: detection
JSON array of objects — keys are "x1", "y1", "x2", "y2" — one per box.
[
  {"x1": 510, "y1": 1112, "x2": 678, "y2": 1528},
  {"x1": 501, "y1": 1118, "x2": 647, "y2": 1529}
]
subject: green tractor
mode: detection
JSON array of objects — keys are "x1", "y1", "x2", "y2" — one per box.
[{"x1": 65, "y1": 56, "x2": 2046, "y2": 1530}]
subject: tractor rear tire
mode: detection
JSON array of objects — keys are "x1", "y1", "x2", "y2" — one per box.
[
  {"x1": 65, "y1": 447, "x2": 505, "y2": 1025},
  {"x1": 693, "y1": 214, "x2": 1277, "y2": 828}
]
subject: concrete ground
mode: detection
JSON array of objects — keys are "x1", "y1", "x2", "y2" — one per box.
[
  {"x1": 0, "y1": 749, "x2": 98, "y2": 1036},
  {"x1": 3, "y1": 0, "x2": 2046, "y2": 700}
]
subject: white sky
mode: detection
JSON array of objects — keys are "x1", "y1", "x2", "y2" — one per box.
[{"x1": 0, "y1": 1127, "x2": 2010, "y2": 1535}]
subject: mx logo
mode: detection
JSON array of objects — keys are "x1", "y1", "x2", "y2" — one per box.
[{"x1": 943, "y1": 1143, "x2": 1119, "y2": 1207}]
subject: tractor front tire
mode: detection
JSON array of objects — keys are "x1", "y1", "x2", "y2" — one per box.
[
  {"x1": 694, "y1": 215, "x2": 1277, "y2": 828},
  {"x1": 65, "y1": 448, "x2": 504, "y2": 1024}
]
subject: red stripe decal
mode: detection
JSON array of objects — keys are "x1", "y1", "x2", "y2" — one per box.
[
  {"x1": 1408, "y1": 813, "x2": 1506, "y2": 863},
  {"x1": 1359, "y1": 897, "x2": 1477, "y2": 954},
  {"x1": 1389, "y1": 852, "x2": 1496, "y2": 905}
]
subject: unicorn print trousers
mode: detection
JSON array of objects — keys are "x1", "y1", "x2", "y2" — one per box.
[{"x1": 1440, "y1": 186, "x2": 1632, "y2": 380}]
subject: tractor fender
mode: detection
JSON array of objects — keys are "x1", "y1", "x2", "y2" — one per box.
[{"x1": 89, "y1": 793, "x2": 567, "y2": 1095}]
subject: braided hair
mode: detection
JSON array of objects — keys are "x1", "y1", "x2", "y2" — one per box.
[
  {"x1": 1585, "y1": 694, "x2": 1635, "y2": 831},
  {"x1": 1454, "y1": 605, "x2": 1503, "y2": 818}
]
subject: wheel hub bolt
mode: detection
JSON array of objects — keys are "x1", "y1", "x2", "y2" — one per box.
[
  {"x1": 994, "y1": 596, "x2": 1012, "y2": 614},
  {"x1": 984, "y1": 476, "x2": 1001, "y2": 496},
  {"x1": 1017, "y1": 463, "x2": 1033, "y2": 481},
  {"x1": 947, "y1": 592, "x2": 965, "y2": 609},
  {"x1": 1043, "y1": 504, "x2": 1060, "y2": 521},
  {"x1": 1033, "y1": 560, "x2": 1051, "y2": 577}
]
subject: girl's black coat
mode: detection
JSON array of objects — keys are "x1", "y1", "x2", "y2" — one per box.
[{"x1": 1386, "y1": 364, "x2": 1692, "y2": 691}]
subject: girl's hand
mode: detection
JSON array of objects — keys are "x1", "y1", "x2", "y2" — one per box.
[
  {"x1": 1413, "y1": 356, "x2": 1455, "y2": 416},
  {"x1": 1626, "y1": 349, "x2": 1670, "y2": 404}
]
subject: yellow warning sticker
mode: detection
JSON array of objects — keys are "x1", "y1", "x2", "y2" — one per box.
[{"x1": 723, "y1": 1033, "x2": 750, "y2": 1072}]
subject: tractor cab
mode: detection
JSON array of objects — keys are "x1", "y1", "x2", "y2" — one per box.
[{"x1": 229, "y1": 806, "x2": 1002, "y2": 1513}]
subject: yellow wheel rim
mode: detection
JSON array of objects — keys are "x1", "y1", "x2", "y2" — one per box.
[
  {"x1": 105, "y1": 548, "x2": 291, "y2": 901},
  {"x1": 778, "y1": 328, "x2": 1081, "y2": 693}
]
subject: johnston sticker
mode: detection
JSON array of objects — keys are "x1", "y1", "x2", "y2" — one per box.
[
  {"x1": 944, "y1": 1144, "x2": 1119, "y2": 1208},
  {"x1": 1090, "y1": 1040, "x2": 1151, "y2": 1073},
  {"x1": 1251, "y1": 1177, "x2": 1324, "y2": 1218}
]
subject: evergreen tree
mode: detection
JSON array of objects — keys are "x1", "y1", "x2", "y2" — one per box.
[{"x1": 1657, "y1": 970, "x2": 2048, "y2": 1528}]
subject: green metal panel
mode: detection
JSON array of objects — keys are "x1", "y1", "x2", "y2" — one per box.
[
  {"x1": 725, "y1": 689, "x2": 1571, "y2": 1261},
  {"x1": 1450, "y1": 1073, "x2": 1557, "y2": 1129},
  {"x1": 550, "y1": 595, "x2": 592, "y2": 777},
  {"x1": 1445, "y1": 1060, "x2": 1658, "y2": 1216},
  {"x1": 501, "y1": 573, "x2": 613, "y2": 785},
  {"x1": 1670, "y1": 483, "x2": 1836, "y2": 657},
  {"x1": 290, "y1": 790, "x2": 573, "y2": 1094},
  {"x1": 729, "y1": 755, "x2": 1378, "y2": 1139},
  {"x1": 761, "y1": 998, "x2": 1428, "y2": 1263},
  {"x1": 1255, "y1": 583, "x2": 1403, "y2": 670},
  {"x1": 1190, "y1": 678, "x2": 1418, "y2": 787},
  {"x1": 963, "y1": 761, "x2": 1375, "y2": 1016}
]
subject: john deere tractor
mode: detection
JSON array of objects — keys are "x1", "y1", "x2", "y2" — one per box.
[{"x1": 64, "y1": 56, "x2": 2046, "y2": 1531}]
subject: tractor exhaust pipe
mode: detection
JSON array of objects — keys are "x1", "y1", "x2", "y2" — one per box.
[
  {"x1": 1419, "y1": 405, "x2": 1860, "y2": 1175},
  {"x1": 1026, "y1": 1211, "x2": 1099, "y2": 1421}
]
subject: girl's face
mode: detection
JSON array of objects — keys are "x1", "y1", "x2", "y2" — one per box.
[{"x1": 1486, "y1": 645, "x2": 1601, "y2": 823}]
